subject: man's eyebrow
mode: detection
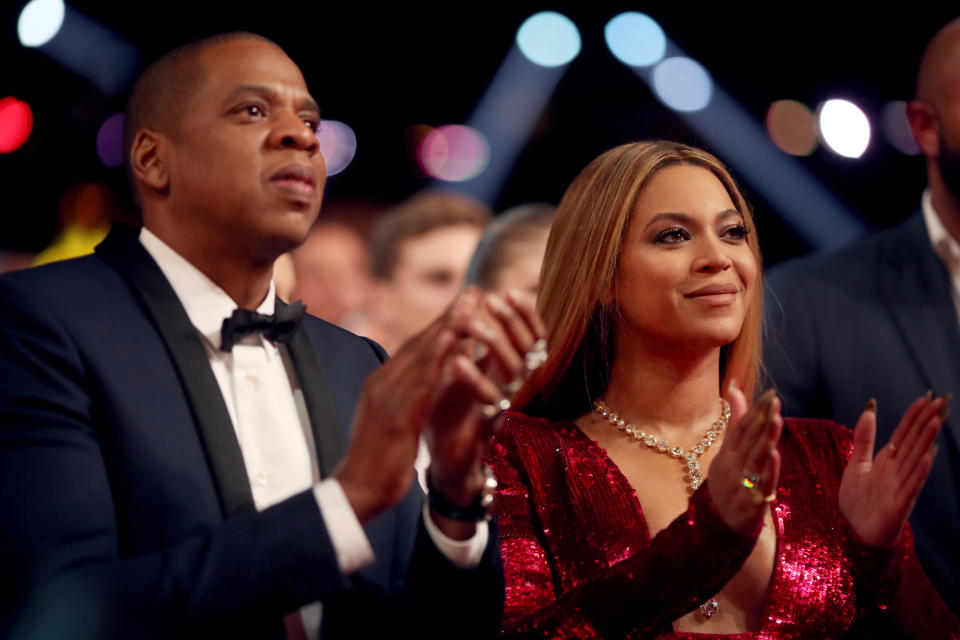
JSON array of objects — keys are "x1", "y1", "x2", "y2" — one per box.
[{"x1": 224, "y1": 85, "x2": 320, "y2": 114}]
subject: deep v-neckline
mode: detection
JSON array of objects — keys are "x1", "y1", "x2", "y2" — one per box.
[{"x1": 563, "y1": 420, "x2": 784, "y2": 634}]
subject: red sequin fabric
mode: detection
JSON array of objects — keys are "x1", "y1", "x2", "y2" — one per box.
[{"x1": 487, "y1": 412, "x2": 960, "y2": 639}]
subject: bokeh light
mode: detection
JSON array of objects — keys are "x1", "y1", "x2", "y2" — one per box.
[
  {"x1": 0, "y1": 97, "x2": 34, "y2": 153},
  {"x1": 95, "y1": 113, "x2": 124, "y2": 167},
  {"x1": 651, "y1": 57, "x2": 713, "y2": 112},
  {"x1": 17, "y1": 0, "x2": 65, "y2": 47},
  {"x1": 819, "y1": 99, "x2": 871, "y2": 158},
  {"x1": 316, "y1": 120, "x2": 357, "y2": 177},
  {"x1": 516, "y1": 12, "x2": 581, "y2": 67},
  {"x1": 882, "y1": 101, "x2": 921, "y2": 155},
  {"x1": 766, "y1": 100, "x2": 818, "y2": 156},
  {"x1": 418, "y1": 125, "x2": 489, "y2": 182},
  {"x1": 604, "y1": 12, "x2": 666, "y2": 67}
]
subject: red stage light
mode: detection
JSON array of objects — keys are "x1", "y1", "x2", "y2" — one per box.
[{"x1": 0, "y1": 97, "x2": 34, "y2": 153}]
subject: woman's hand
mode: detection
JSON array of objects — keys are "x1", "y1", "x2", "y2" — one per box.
[
  {"x1": 839, "y1": 393, "x2": 947, "y2": 547},
  {"x1": 707, "y1": 382, "x2": 783, "y2": 536}
]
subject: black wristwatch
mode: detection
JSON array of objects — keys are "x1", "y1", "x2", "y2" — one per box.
[{"x1": 426, "y1": 465, "x2": 497, "y2": 521}]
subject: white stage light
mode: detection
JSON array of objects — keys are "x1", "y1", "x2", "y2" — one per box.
[
  {"x1": 819, "y1": 99, "x2": 871, "y2": 158},
  {"x1": 18, "y1": 0, "x2": 65, "y2": 47}
]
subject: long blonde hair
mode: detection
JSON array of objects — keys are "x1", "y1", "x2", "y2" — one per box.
[{"x1": 517, "y1": 141, "x2": 763, "y2": 419}]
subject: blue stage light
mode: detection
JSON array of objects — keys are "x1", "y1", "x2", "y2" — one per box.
[
  {"x1": 516, "y1": 12, "x2": 581, "y2": 67},
  {"x1": 652, "y1": 57, "x2": 713, "y2": 112},
  {"x1": 605, "y1": 12, "x2": 666, "y2": 68}
]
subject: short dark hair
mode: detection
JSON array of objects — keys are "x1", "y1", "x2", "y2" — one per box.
[
  {"x1": 123, "y1": 32, "x2": 278, "y2": 205},
  {"x1": 369, "y1": 191, "x2": 492, "y2": 279},
  {"x1": 464, "y1": 203, "x2": 555, "y2": 290}
]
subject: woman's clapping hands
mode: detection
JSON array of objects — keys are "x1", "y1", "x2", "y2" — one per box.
[{"x1": 839, "y1": 393, "x2": 947, "y2": 547}]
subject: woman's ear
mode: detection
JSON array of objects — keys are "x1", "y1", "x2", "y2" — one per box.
[{"x1": 130, "y1": 129, "x2": 169, "y2": 195}]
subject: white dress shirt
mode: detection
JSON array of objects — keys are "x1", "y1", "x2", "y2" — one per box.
[
  {"x1": 138, "y1": 228, "x2": 487, "y2": 637},
  {"x1": 922, "y1": 189, "x2": 960, "y2": 325}
]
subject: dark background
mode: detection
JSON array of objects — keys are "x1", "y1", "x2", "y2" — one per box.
[{"x1": 2, "y1": 3, "x2": 956, "y2": 266}]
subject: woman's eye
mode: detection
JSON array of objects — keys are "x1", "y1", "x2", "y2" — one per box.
[
  {"x1": 723, "y1": 224, "x2": 749, "y2": 240},
  {"x1": 655, "y1": 228, "x2": 689, "y2": 244}
]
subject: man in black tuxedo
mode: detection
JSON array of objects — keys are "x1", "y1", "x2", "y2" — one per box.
[
  {"x1": 0, "y1": 32, "x2": 537, "y2": 639},
  {"x1": 765, "y1": 18, "x2": 960, "y2": 615}
]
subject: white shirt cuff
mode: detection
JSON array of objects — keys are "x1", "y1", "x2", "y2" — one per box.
[
  {"x1": 421, "y1": 500, "x2": 490, "y2": 568},
  {"x1": 313, "y1": 479, "x2": 375, "y2": 575}
]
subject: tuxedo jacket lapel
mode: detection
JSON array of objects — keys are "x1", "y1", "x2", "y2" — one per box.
[
  {"x1": 278, "y1": 299, "x2": 346, "y2": 478},
  {"x1": 96, "y1": 225, "x2": 256, "y2": 517},
  {"x1": 882, "y1": 214, "x2": 960, "y2": 441}
]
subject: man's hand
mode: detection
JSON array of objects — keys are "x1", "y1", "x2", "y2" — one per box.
[
  {"x1": 334, "y1": 288, "x2": 545, "y2": 528},
  {"x1": 425, "y1": 290, "x2": 545, "y2": 538},
  {"x1": 335, "y1": 310, "x2": 459, "y2": 524}
]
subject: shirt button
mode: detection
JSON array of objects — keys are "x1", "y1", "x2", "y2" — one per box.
[
  {"x1": 244, "y1": 374, "x2": 259, "y2": 390},
  {"x1": 256, "y1": 472, "x2": 268, "y2": 486}
]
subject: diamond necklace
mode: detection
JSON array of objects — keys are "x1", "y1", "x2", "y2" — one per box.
[
  {"x1": 592, "y1": 397, "x2": 730, "y2": 493},
  {"x1": 590, "y1": 397, "x2": 731, "y2": 620}
]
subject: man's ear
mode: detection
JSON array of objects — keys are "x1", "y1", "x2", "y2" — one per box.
[
  {"x1": 130, "y1": 129, "x2": 169, "y2": 194},
  {"x1": 906, "y1": 100, "x2": 939, "y2": 158}
]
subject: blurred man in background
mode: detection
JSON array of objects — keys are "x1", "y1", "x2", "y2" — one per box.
[
  {"x1": 364, "y1": 190, "x2": 490, "y2": 354},
  {"x1": 765, "y1": 18, "x2": 960, "y2": 614}
]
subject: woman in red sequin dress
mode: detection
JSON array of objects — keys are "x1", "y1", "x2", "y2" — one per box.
[{"x1": 489, "y1": 141, "x2": 959, "y2": 638}]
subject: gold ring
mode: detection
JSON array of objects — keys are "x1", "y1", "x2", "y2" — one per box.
[
  {"x1": 749, "y1": 489, "x2": 775, "y2": 505},
  {"x1": 887, "y1": 443, "x2": 898, "y2": 456}
]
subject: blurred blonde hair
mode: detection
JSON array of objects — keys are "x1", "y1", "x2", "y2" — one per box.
[{"x1": 517, "y1": 141, "x2": 763, "y2": 419}]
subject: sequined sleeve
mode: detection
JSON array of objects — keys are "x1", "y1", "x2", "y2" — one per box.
[{"x1": 487, "y1": 423, "x2": 759, "y2": 639}]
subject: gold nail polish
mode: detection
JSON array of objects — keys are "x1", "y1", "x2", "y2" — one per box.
[
  {"x1": 938, "y1": 407, "x2": 950, "y2": 423},
  {"x1": 863, "y1": 398, "x2": 877, "y2": 413},
  {"x1": 925, "y1": 390, "x2": 934, "y2": 401}
]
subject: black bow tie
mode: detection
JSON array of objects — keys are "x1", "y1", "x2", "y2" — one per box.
[{"x1": 219, "y1": 302, "x2": 305, "y2": 351}]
